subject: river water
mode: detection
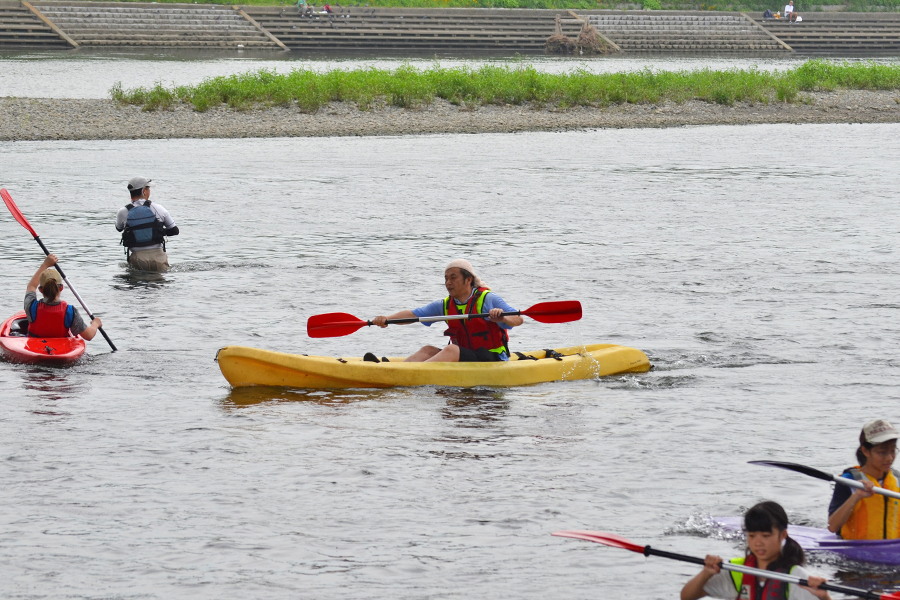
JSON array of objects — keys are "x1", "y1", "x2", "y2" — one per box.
[{"x1": 2, "y1": 119, "x2": 900, "y2": 596}]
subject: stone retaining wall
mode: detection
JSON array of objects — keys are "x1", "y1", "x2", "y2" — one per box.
[{"x1": 1, "y1": 2, "x2": 899, "y2": 54}]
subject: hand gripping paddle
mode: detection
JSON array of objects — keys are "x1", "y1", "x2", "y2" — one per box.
[
  {"x1": 551, "y1": 530, "x2": 900, "y2": 600},
  {"x1": 307, "y1": 300, "x2": 582, "y2": 338},
  {"x1": 750, "y1": 460, "x2": 900, "y2": 501},
  {"x1": 2, "y1": 188, "x2": 117, "y2": 351}
]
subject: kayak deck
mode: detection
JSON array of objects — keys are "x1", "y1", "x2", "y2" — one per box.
[
  {"x1": 217, "y1": 343, "x2": 651, "y2": 389},
  {"x1": 713, "y1": 517, "x2": 900, "y2": 565},
  {"x1": 0, "y1": 311, "x2": 86, "y2": 366}
]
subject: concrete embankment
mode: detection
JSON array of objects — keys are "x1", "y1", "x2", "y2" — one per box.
[
  {"x1": 2, "y1": 91, "x2": 899, "y2": 141},
  {"x1": 2, "y1": 1, "x2": 899, "y2": 54}
]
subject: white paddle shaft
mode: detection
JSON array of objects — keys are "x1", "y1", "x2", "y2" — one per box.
[{"x1": 832, "y1": 475, "x2": 900, "y2": 501}]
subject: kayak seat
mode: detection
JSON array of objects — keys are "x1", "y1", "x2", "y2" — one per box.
[{"x1": 8, "y1": 318, "x2": 29, "y2": 337}]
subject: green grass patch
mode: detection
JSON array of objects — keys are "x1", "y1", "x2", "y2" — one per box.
[{"x1": 110, "y1": 60, "x2": 900, "y2": 112}]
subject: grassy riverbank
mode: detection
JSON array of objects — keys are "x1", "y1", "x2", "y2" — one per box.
[{"x1": 110, "y1": 60, "x2": 900, "y2": 113}]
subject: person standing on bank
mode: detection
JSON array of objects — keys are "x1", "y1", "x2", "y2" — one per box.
[
  {"x1": 370, "y1": 260, "x2": 523, "y2": 363},
  {"x1": 827, "y1": 419, "x2": 899, "y2": 540},
  {"x1": 115, "y1": 177, "x2": 179, "y2": 272}
]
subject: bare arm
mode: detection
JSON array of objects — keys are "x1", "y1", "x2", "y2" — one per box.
[
  {"x1": 681, "y1": 555, "x2": 720, "y2": 600},
  {"x1": 827, "y1": 480, "x2": 874, "y2": 533},
  {"x1": 27, "y1": 254, "x2": 58, "y2": 293},
  {"x1": 372, "y1": 310, "x2": 417, "y2": 328},
  {"x1": 78, "y1": 317, "x2": 103, "y2": 341}
]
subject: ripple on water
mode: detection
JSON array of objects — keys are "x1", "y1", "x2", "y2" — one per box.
[{"x1": 1, "y1": 125, "x2": 900, "y2": 599}]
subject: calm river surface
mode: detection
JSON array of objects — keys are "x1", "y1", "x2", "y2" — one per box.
[{"x1": 2, "y1": 124, "x2": 900, "y2": 599}]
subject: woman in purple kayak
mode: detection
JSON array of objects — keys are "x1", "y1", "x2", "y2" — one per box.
[{"x1": 827, "y1": 419, "x2": 899, "y2": 540}]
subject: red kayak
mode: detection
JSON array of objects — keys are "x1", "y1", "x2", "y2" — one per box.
[{"x1": 0, "y1": 311, "x2": 86, "y2": 365}]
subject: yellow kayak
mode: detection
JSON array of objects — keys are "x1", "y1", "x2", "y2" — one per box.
[{"x1": 216, "y1": 344, "x2": 651, "y2": 389}]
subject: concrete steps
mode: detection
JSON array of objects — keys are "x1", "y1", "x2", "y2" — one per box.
[
  {"x1": 32, "y1": 1, "x2": 280, "y2": 48},
  {"x1": 588, "y1": 13, "x2": 788, "y2": 53},
  {"x1": 245, "y1": 7, "x2": 583, "y2": 51},
  {"x1": 760, "y1": 13, "x2": 900, "y2": 53},
  {"x1": 0, "y1": 1, "x2": 71, "y2": 48}
]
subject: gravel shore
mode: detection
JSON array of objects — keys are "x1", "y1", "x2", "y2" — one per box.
[{"x1": 2, "y1": 90, "x2": 900, "y2": 140}]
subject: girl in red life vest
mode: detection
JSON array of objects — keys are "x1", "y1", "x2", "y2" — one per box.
[
  {"x1": 25, "y1": 254, "x2": 102, "y2": 340},
  {"x1": 681, "y1": 501, "x2": 830, "y2": 600}
]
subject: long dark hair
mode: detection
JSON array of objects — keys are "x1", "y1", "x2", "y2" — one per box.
[
  {"x1": 857, "y1": 429, "x2": 875, "y2": 466},
  {"x1": 744, "y1": 501, "x2": 805, "y2": 570}
]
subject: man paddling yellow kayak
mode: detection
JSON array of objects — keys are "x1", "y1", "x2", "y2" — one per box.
[{"x1": 370, "y1": 260, "x2": 523, "y2": 363}]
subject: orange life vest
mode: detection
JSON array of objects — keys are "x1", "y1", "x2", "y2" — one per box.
[{"x1": 839, "y1": 466, "x2": 900, "y2": 540}]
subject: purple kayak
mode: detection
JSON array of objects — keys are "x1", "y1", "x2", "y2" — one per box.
[{"x1": 713, "y1": 517, "x2": 900, "y2": 566}]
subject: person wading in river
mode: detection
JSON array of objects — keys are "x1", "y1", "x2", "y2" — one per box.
[
  {"x1": 827, "y1": 419, "x2": 899, "y2": 540},
  {"x1": 369, "y1": 260, "x2": 523, "y2": 363},
  {"x1": 115, "y1": 177, "x2": 179, "y2": 272}
]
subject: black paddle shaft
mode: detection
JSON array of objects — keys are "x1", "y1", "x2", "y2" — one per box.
[
  {"x1": 33, "y1": 235, "x2": 117, "y2": 352},
  {"x1": 643, "y1": 546, "x2": 883, "y2": 600}
]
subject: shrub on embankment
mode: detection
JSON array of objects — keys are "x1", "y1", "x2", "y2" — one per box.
[{"x1": 109, "y1": 60, "x2": 900, "y2": 112}]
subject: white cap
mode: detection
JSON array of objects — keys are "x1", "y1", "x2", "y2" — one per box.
[
  {"x1": 445, "y1": 259, "x2": 490, "y2": 290},
  {"x1": 863, "y1": 419, "x2": 899, "y2": 445},
  {"x1": 127, "y1": 177, "x2": 151, "y2": 191}
]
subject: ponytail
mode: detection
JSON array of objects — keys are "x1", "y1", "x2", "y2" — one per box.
[
  {"x1": 857, "y1": 429, "x2": 873, "y2": 466},
  {"x1": 769, "y1": 535, "x2": 805, "y2": 572},
  {"x1": 744, "y1": 501, "x2": 805, "y2": 570},
  {"x1": 41, "y1": 280, "x2": 60, "y2": 302}
]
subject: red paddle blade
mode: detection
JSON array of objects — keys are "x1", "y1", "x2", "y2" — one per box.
[
  {"x1": 307, "y1": 312, "x2": 368, "y2": 338},
  {"x1": 522, "y1": 301, "x2": 582, "y2": 324},
  {"x1": 552, "y1": 530, "x2": 645, "y2": 553},
  {"x1": 882, "y1": 593, "x2": 900, "y2": 600},
  {"x1": 1, "y1": 189, "x2": 37, "y2": 237}
]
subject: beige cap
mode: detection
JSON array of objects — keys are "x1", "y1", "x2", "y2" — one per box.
[
  {"x1": 39, "y1": 269, "x2": 63, "y2": 286},
  {"x1": 863, "y1": 419, "x2": 899, "y2": 445},
  {"x1": 445, "y1": 259, "x2": 490, "y2": 290}
]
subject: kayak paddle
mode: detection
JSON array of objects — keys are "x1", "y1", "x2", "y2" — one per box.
[
  {"x1": 1, "y1": 188, "x2": 117, "y2": 352},
  {"x1": 307, "y1": 300, "x2": 582, "y2": 338},
  {"x1": 552, "y1": 530, "x2": 900, "y2": 600},
  {"x1": 750, "y1": 460, "x2": 900, "y2": 501}
]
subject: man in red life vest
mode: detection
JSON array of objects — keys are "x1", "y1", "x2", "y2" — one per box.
[
  {"x1": 24, "y1": 254, "x2": 102, "y2": 340},
  {"x1": 371, "y1": 259, "x2": 523, "y2": 363}
]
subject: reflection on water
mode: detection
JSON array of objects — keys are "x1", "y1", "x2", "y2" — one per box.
[
  {"x1": 437, "y1": 387, "x2": 510, "y2": 426},
  {"x1": 833, "y1": 567, "x2": 900, "y2": 591},
  {"x1": 19, "y1": 368, "x2": 90, "y2": 400},
  {"x1": 221, "y1": 385, "x2": 391, "y2": 408},
  {"x1": 113, "y1": 268, "x2": 171, "y2": 288}
]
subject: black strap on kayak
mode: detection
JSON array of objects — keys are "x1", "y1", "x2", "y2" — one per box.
[
  {"x1": 514, "y1": 352, "x2": 538, "y2": 361},
  {"x1": 543, "y1": 349, "x2": 565, "y2": 361}
]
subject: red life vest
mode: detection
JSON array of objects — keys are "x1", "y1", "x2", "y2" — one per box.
[
  {"x1": 28, "y1": 300, "x2": 74, "y2": 338},
  {"x1": 443, "y1": 287, "x2": 509, "y2": 356},
  {"x1": 730, "y1": 554, "x2": 791, "y2": 600}
]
